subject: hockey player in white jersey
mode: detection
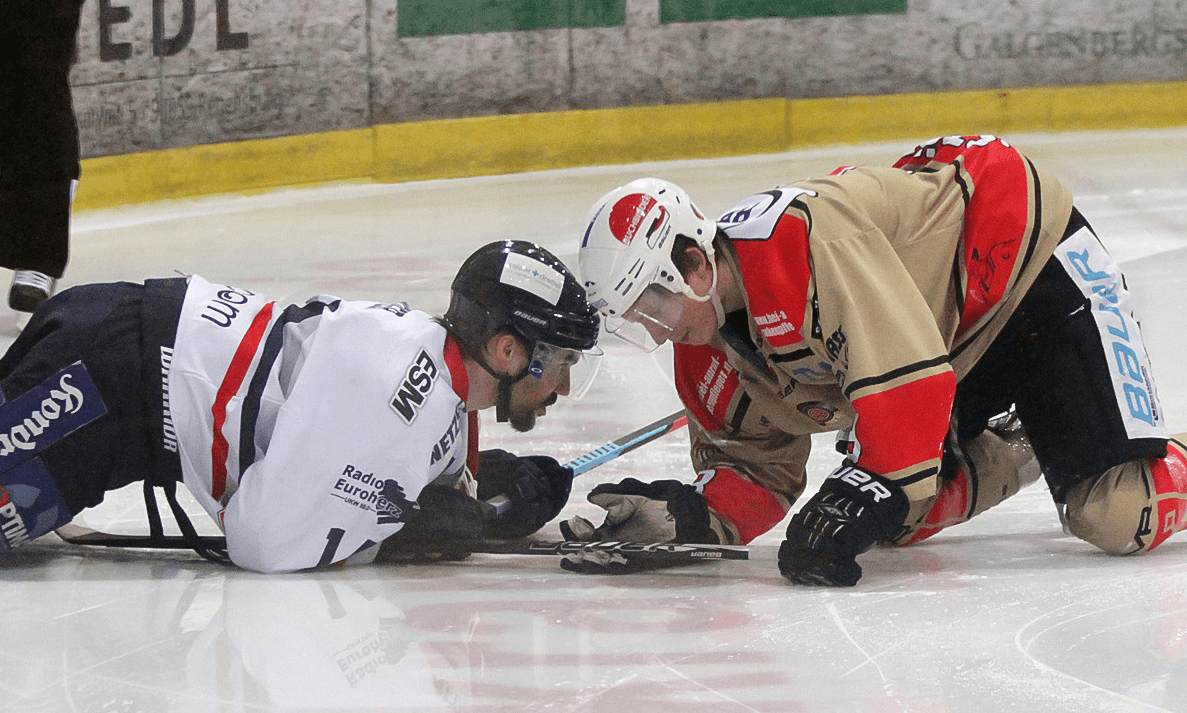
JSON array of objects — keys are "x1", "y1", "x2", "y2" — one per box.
[{"x1": 0, "y1": 240, "x2": 599, "y2": 573}]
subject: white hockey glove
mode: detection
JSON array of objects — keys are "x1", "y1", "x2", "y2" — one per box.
[{"x1": 558, "y1": 478, "x2": 717, "y2": 574}]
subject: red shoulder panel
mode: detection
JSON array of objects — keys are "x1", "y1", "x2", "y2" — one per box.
[{"x1": 730, "y1": 214, "x2": 811, "y2": 348}]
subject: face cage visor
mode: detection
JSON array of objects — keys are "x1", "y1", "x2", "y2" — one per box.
[
  {"x1": 527, "y1": 340, "x2": 603, "y2": 401},
  {"x1": 602, "y1": 283, "x2": 688, "y2": 353}
]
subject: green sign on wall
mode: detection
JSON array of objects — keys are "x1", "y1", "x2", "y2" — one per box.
[
  {"x1": 397, "y1": 1, "x2": 626, "y2": 38},
  {"x1": 397, "y1": 0, "x2": 907, "y2": 38},
  {"x1": 660, "y1": 1, "x2": 908, "y2": 23}
]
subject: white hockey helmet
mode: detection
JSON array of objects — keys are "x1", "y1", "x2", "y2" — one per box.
[{"x1": 578, "y1": 178, "x2": 717, "y2": 347}]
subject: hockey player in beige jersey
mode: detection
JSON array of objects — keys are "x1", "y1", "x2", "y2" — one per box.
[{"x1": 571, "y1": 135, "x2": 1187, "y2": 586}]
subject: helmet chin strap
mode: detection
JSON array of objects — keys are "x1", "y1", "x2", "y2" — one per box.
[
  {"x1": 683, "y1": 250, "x2": 723, "y2": 327},
  {"x1": 711, "y1": 291, "x2": 726, "y2": 328},
  {"x1": 457, "y1": 332, "x2": 533, "y2": 423},
  {"x1": 704, "y1": 250, "x2": 725, "y2": 327},
  {"x1": 495, "y1": 379, "x2": 515, "y2": 423},
  {"x1": 477, "y1": 359, "x2": 529, "y2": 423}
]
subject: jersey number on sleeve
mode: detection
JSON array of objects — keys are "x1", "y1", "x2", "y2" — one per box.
[
  {"x1": 318, "y1": 527, "x2": 346, "y2": 567},
  {"x1": 717, "y1": 187, "x2": 817, "y2": 242}
]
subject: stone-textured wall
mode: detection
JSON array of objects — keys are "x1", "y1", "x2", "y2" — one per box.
[
  {"x1": 73, "y1": 0, "x2": 370, "y2": 157},
  {"x1": 73, "y1": 0, "x2": 1187, "y2": 159}
]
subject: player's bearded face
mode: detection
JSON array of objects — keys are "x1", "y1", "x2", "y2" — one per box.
[
  {"x1": 505, "y1": 362, "x2": 571, "y2": 432},
  {"x1": 506, "y1": 388, "x2": 558, "y2": 432}
]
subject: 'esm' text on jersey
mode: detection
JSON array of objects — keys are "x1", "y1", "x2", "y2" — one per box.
[{"x1": 390, "y1": 350, "x2": 438, "y2": 423}]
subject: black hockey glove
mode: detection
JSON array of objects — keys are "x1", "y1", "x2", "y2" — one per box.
[
  {"x1": 558, "y1": 478, "x2": 717, "y2": 574},
  {"x1": 778, "y1": 465, "x2": 909, "y2": 587},
  {"x1": 377, "y1": 485, "x2": 487, "y2": 562},
  {"x1": 477, "y1": 449, "x2": 574, "y2": 539}
]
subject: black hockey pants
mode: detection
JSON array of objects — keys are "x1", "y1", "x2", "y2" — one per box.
[
  {"x1": 954, "y1": 209, "x2": 1168, "y2": 501},
  {"x1": 0, "y1": 279, "x2": 187, "y2": 549}
]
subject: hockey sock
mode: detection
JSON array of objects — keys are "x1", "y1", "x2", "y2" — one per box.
[
  {"x1": 900, "y1": 466, "x2": 971, "y2": 546},
  {"x1": 1145, "y1": 435, "x2": 1187, "y2": 551}
]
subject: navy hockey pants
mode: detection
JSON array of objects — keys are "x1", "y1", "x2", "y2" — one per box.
[{"x1": 0, "y1": 279, "x2": 187, "y2": 552}]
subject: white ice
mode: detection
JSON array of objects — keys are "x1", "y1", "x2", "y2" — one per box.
[{"x1": 2, "y1": 129, "x2": 1186, "y2": 713}]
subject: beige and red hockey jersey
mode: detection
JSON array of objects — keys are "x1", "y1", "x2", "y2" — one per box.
[{"x1": 677, "y1": 136, "x2": 1075, "y2": 545}]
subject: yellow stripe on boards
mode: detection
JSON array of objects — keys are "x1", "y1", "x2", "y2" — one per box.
[
  {"x1": 76, "y1": 130, "x2": 374, "y2": 211},
  {"x1": 75, "y1": 81, "x2": 1187, "y2": 210}
]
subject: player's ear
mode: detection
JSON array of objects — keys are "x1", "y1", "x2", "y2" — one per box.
[
  {"x1": 484, "y1": 331, "x2": 527, "y2": 373},
  {"x1": 672, "y1": 238, "x2": 710, "y2": 281},
  {"x1": 691, "y1": 246, "x2": 711, "y2": 277},
  {"x1": 679, "y1": 243, "x2": 715, "y2": 296}
]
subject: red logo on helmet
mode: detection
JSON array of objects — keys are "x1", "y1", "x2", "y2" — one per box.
[{"x1": 608, "y1": 194, "x2": 665, "y2": 245}]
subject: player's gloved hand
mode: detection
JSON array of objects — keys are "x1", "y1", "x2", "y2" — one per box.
[
  {"x1": 558, "y1": 478, "x2": 717, "y2": 574},
  {"x1": 377, "y1": 485, "x2": 487, "y2": 562},
  {"x1": 477, "y1": 449, "x2": 574, "y2": 539},
  {"x1": 778, "y1": 465, "x2": 909, "y2": 587}
]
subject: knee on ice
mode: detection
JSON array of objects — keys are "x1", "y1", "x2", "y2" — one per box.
[{"x1": 1064, "y1": 443, "x2": 1187, "y2": 555}]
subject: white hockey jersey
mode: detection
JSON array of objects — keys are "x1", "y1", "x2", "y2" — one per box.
[{"x1": 167, "y1": 276, "x2": 477, "y2": 573}]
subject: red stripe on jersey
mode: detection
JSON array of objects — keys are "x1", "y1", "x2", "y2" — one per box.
[
  {"x1": 211, "y1": 301, "x2": 276, "y2": 501},
  {"x1": 442, "y1": 336, "x2": 480, "y2": 475},
  {"x1": 700, "y1": 467, "x2": 787, "y2": 544},
  {"x1": 674, "y1": 342, "x2": 739, "y2": 434},
  {"x1": 957, "y1": 145, "x2": 1030, "y2": 335},
  {"x1": 895, "y1": 137, "x2": 1031, "y2": 337},
  {"x1": 443, "y1": 336, "x2": 469, "y2": 401},
  {"x1": 731, "y1": 214, "x2": 810, "y2": 348},
  {"x1": 851, "y1": 370, "x2": 955, "y2": 476},
  {"x1": 466, "y1": 411, "x2": 480, "y2": 479}
]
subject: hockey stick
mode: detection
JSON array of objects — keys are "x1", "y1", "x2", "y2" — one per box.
[
  {"x1": 493, "y1": 539, "x2": 746, "y2": 560},
  {"x1": 565, "y1": 410, "x2": 688, "y2": 477},
  {"x1": 54, "y1": 522, "x2": 746, "y2": 561},
  {"x1": 55, "y1": 522, "x2": 224, "y2": 550},
  {"x1": 55, "y1": 410, "x2": 704, "y2": 560},
  {"x1": 489, "y1": 409, "x2": 689, "y2": 514}
]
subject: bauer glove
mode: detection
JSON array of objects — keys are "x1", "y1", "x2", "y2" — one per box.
[
  {"x1": 477, "y1": 449, "x2": 574, "y2": 539},
  {"x1": 778, "y1": 465, "x2": 909, "y2": 587},
  {"x1": 558, "y1": 478, "x2": 717, "y2": 574}
]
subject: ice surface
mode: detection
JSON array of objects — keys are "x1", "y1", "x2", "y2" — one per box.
[{"x1": 2, "y1": 129, "x2": 1186, "y2": 712}]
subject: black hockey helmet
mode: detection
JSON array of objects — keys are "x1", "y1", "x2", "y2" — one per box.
[{"x1": 444, "y1": 240, "x2": 600, "y2": 362}]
